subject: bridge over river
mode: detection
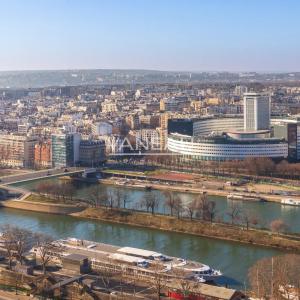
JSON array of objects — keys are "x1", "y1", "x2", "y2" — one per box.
[{"x1": 0, "y1": 167, "x2": 97, "y2": 200}]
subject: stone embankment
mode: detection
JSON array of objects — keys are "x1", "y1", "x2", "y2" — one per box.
[
  {"x1": 0, "y1": 198, "x2": 85, "y2": 214},
  {"x1": 73, "y1": 207, "x2": 300, "y2": 253}
]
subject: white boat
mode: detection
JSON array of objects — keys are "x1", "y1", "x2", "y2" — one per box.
[
  {"x1": 31, "y1": 238, "x2": 223, "y2": 282},
  {"x1": 184, "y1": 264, "x2": 222, "y2": 281},
  {"x1": 227, "y1": 193, "x2": 265, "y2": 202},
  {"x1": 281, "y1": 198, "x2": 300, "y2": 206}
]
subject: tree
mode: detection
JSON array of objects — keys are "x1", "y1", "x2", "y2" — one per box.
[
  {"x1": 0, "y1": 224, "x2": 16, "y2": 269},
  {"x1": 90, "y1": 185, "x2": 107, "y2": 208},
  {"x1": 205, "y1": 200, "x2": 217, "y2": 223},
  {"x1": 107, "y1": 190, "x2": 116, "y2": 209},
  {"x1": 173, "y1": 196, "x2": 184, "y2": 219},
  {"x1": 142, "y1": 192, "x2": 158, "y2": 215},
  {"x1": 62, "y1": 183, "x2": 76, "y2": 201},
  {"x1": 0, "y1": 225, "x2": 34, "y2": 267},
  {"x1": 248, "y1": 254, "x2": 300, "y2": 299},
  {"x1": 121, "y1": 190, "x2": 131, "y2": 209},
  {"x1": 151, "y1": 262, "x2": 165, "y2": 300},
  {"x1": 270, "y1": 219, "x2": 288, "y2": 234},
  {"x1": 173, "y1": 269, "x2": 197, "y2": 300},
  {"x1": 12, "y1": 226, "x2": 34, "y2": 265},
  {"x1": 185, "y1": 198, "x2": 199, "y2": 221},
  {"x1": 226, "y1": 201, "x2": 241, "y2": 225},
  {"x1": 164, "y1": 191, "x2": 176, "y2": 216},
  {"x1": 34, "y1": 233, "x2": 61, "y2": 274},
  {"x1": 241, "y1": 208, "x2": 259, "y2": 230}
]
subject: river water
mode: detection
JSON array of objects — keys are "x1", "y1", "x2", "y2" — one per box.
[
  {"x1": 12, "y1": 178, "x2": 300, "y2": 233},
  {"x1": 0, "y1": 207, "x2": 280, "y2": 289},
  {"x1": 1, "y1": 177, "x2": 298, "y2": 288}
]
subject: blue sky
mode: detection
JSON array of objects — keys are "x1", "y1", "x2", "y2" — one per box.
[{"x1": 0, "y1": 0, "x2": 299, "y2": 72}]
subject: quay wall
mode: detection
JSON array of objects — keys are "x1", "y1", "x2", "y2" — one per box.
[{"x1": 0, "y1": 199, "x2": 85, "y2": 214}]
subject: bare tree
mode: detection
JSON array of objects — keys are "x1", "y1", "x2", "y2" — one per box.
[
  {"x1": 0, "y1": 224, "x2": 16, "y2": 269},
  {"x1": 194, "y1": 193, "x2": 209, "y2": 220},
  {"x1": 205, "y1": 200, "x2": 217, "y2": 223},
  {"x1": 185, "y1": 198, "x2": 199, "y2": 221},
  {"x1": 90, "y1": 185, "x2": 107, "y2": 208},
  {"x1": 226, "y1": 201, "x2": 241, "y2": 225},
  {"x1": 241, "y1": 208, "x2": 259, "y2": 230},
  {"x1": 114, "y1": 189, "x2": 122, "y2": 209},
  {"x1": 248, "y1": 254, "x2": 300, "y2": 299},
  {"x1": 107, "y1": 190, "x2": 116, "y2": 209},
  {"x1": 63, "y1": 183, "x2": 76, "y2": 201},
  {"x1": 35, "y1": 233, "x2": 61, "y2": 274},
  {"x1": 173, "y1": 196, "x2": 184, "y2": 219},
  {"x1": 121, "y1": 190, "x2": 131, "y2": 209},
  {"x1": 270, "y1": 219, "x2": 288, "y2": 234},
  {"x1": 1, "y1": 225, "x2": 34, "y2": 267},
  {"x1": 164, "y1": 191, "x2": 176, "y2": 216},
  {"x1": 142, "y1": 192, "x2": 158, "y2": 215},
  {"x1": 151, "y1": 262, "x2": 165, "y2": 300},
  {"x1": 13, "y1": 226, "x2": 34, "y2": 265},
  {"x1": 173, "y1": 269, "x2": 197, "y2": 300}
]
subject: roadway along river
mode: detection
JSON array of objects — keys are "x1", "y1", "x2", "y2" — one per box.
[
  {"x1": 12, "y1": 177, "x2": 300, "y2": 232},
  {"x1": 0, "y1": 207, "x2": 281, "y2": 290}
]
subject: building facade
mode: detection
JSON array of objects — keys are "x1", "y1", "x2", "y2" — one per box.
[
  {"x1": 168, "y1": 133, "x2": 288, "y2": 161},
  {"x1": 0, "y1": 133, "x2": 37, "y2": 168},
  {"x1": 92, "y1": 122, "x2": 113, "y2": 136},
  {"x1": 51, "y1": 133, "x2": 80, "y2": 167},
  {"x1": 34, "y1": 140, "x2": 52, "y2": 168},
  {"x1": 244, "y1": 93, "x2": 270, "y2": 131},
  {"x1": 79, "y1": 140, "x2": 106, "y2": 167}
]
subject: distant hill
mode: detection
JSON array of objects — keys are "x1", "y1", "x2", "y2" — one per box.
[{"x1": 0, "y1": 69, "x2": 299, "y2": 88}]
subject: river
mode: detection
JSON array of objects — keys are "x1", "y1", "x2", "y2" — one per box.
[
  {"x1": 12, "y1": 178, "x2": 300, "y2": 233},
  {"x1": 3, "y1": 177, "x2": 298, "y2": 289},
  {"x1": 0, "y1": 207, "x2": 281, "y2": 289}
]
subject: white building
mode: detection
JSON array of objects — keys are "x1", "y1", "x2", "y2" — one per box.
[
  {"x1": 244, "y1": 93, "x2": 270, "y2": 131},
  {"x1": 168, "y1": 133, "x2": 288, "y2": 161},
  {"x1": 92, "y1": 122, "x2": 113, "y2": 136}
]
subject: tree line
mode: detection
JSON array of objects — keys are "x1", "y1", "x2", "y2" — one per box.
[
  {"x1": 35, "y1": 183, "x2": 289, "y2": 233},
  {"x1": 118, "y1": 155, "x2": 300, "y2": 180}
]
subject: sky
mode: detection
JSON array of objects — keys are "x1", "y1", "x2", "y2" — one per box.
[{"x1": 0, "y1": 0, "x2": 300, "y2": 72}]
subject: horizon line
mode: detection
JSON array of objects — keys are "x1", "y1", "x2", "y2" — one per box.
[{"x1": 0, "y1": 67, "x2": 299, "y2": 74}]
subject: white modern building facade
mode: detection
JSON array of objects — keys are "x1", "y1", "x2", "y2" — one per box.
[
  {"x1": 243, "y1": 93, "x2": 270, "y2": 131},
  {"x1": 168, "y1": 133, "x2": 288, "y2": 161},
  {"x1": 167, "y1": 116, "x2": 288, "y2": 161}
]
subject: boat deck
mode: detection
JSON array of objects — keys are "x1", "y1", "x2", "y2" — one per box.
[{"x1": 54, "y1": 238, "x2": 206, "y2": 274}]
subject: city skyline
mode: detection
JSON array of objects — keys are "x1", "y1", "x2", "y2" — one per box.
[{"x1": 0, "y1": 0, "x2": 300, "y2": 72}]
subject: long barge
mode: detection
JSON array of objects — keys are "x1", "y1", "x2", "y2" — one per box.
[{"x1": 31, "y1": 237, "x2": 222, "y2": 283}]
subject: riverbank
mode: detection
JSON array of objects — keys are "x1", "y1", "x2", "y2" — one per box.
[
  {"x1": 2, "y1": 190, "x2": 300, "y2": 253},
  {"x1": 100, "y1": 178, "x2": 295, "y2": 204},
  {"x1": 73, "y1": 207, "x2": 300, "y2": 253},
  {"x1": 0, "y1": 194, "x2": 85, "y2": 214}
]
